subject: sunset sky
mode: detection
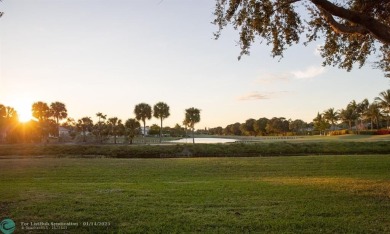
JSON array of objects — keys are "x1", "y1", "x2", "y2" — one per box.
[{"x1": 1, "y1": 0, "x2": 389, "y2": 128}]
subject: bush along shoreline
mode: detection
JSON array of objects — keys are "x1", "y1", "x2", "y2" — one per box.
[{"x1": 1, "y1": 142, "x2": 390, "y2": 158}]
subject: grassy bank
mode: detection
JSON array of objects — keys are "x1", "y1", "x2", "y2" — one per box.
[
  {"x1": 1, "y1": 156, "x2": 389, "y2": 233},
  {"x1": 1, "y1": 141, "x2": 390, "y2": 158},
  {"x1": 197, "y1": 134, "x2": 390, "y2": 142}
]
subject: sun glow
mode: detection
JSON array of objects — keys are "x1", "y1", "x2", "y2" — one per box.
[{"x1": 12, "y1": 100, "x2": 33, "y2": 123}]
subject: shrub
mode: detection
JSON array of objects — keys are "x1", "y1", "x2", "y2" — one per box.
[
  {"x1": 1, "y1": 141, "x2": 390, "y2": 158},
  {"x1": 358, "y1": 130, "x2": 376, "y2": 135},
  {"x1": 329, "y1": 130, "x2": 349, "y2": 136},
  {"x1": 375, "y1": 129, "x2": 390, "y2": 135}
]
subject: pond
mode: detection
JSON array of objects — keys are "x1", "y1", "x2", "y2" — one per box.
[{"x1": 169, "y1": 137, "x2": 237, "y2": 144}]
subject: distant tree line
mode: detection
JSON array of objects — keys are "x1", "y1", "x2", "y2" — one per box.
[
  {"x1": 207, "y1": 117, "x2": 310, "y2": 136},
  {"x1": 207, "y1": 89, "x2": 390, "y2": 136},
  {"x1": 313, "y1": 89, "x2": 390, "y2": 135},
  {"x1": 0, "y1": 101, "x2": 201, "y2": 144},
  {"x1": 1, "y1": 89, "x2": 389, "y2": 143}
]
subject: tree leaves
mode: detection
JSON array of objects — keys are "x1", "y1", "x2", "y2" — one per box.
[{"x1": 214, "y1": 0, "x2": 390, "y2": 78}]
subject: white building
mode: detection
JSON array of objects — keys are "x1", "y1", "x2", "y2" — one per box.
[{"x1": 140, "y1": 126, "x2": 150, "y2": 136}]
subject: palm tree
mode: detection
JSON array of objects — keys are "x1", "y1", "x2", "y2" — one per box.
[
  {"x1": 125, "y1": 118, "x2": 140, "y2": 144},
  {"x1": 62, "y1": 117, "x2": 77, "y2": 139},
  {"x1": 50, "y1": 102, "x2": 67, "y2": 139},
  {"x1": 32, "y1": 101, "x2": 51, "y2": 142},
  {"x1": 96, "y1": 112, "x2": 107, "y2": 123},
  {"x1": 0, "y1": 106, "x2": 19, "y2": 140},
  {"x1": 4, "y1": 106, "x2": 18, "y2": 120},
  {"x1": 323, "y1": 108, "x2": 339, "y2": 131},
  {"x1": 96, "y1": 112, "x2": 107, "y2": 143},
  {"x1": 107, "y1": 117, "x2": 121, "y2": 144},
  {"x1": 347, "y1": 100, "x2": 360, "y2": 130},
  {"x1": 64, "y1": 117, "x2": 77, "y2": 128},
  {"x1": 365, "y1": 103, "x2": 382, "y2": 130},
  {"x1": 182, "y1": 119, "x2": 189, "y2": 140},
  {"x1": 375, "y1": 89, "x2": 390, "y2": 128},
  {"x1": 50, "y1": 102, "x2": 67, "y2": 125},
  {"x1": 77, "y1": 117, "x2": 93, "y2": 142},
  {"x1": 32, "y1": 101, "x2": 51, "y2": 122},
  {"x1": 184, "y1": 107, "x2": 201, "y2": 144},
  {"x1": 313, "y1": 112, "x2": 329, "y2": 135},
  {"x1": 153, "y1": 102, "x2": 170, "y2": 143},
  {"x1": 339, "y1": 108, "x2": 352, "y2": 130},
  {"x1": 340, "y1": 102, "x2": 358, "y2": 130},
  {"x1": 357, "y1": 99, "x2": 370, "y2": 132},
  {"x1": 134, "y1": 103, "x2": 152, "y2": 138}
]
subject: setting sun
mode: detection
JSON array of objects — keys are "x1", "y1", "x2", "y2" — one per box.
[{"x1": 12, "y1": 100, "x2": 33, "y2": 123}]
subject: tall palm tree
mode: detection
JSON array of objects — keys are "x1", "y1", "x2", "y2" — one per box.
[
  {"x1": 50, "y1": 102, "x2": 67, "y2": 125},
  {"x1": 338, "y1": 101, "x2": 359, "y2": 131},
  {"x1": 125, "y1": 118, "x2": 140, "y2": 144},
  {"x1": 375, "y1": 89, "x2": 390, "y2": 128},
  {"x1": 323, "y1": 108, "x2": 339, "y2": 131},
  {"x1": 153, "y1": 102, "x2": 170, "y2": 143},
  {"x1": 348, "y1": 100, "x2": 360, "y2": 130},
  {"x1": 108, "y1": 117, "x2": 121, "y2": 144},
  {"x1": 134, "y1": 103, "x2": 152, "y2": 138},
  {"x1": 50, "y1": 102, "x2": 67, "y2": 138},
  {"x1": 96, "y1": 112, "x2": 107, "y2": 123},
  {"x1": 96, "y1": 112, "x2": 107, "y2": 143},
  {"x1": 182, "y1": 119, "x2": 189, "y2": 140},
  {"x1": 357, "y1": 99, "x2": 370, "y2": 132},
  {"x1": 184, "y1": 107, "x2": 201, "y2": 144},
  {"x1": 32, "y1": 101, "x2": 51, "y2": 142},
  {"x1": 339, "y1": 107, "x2": 357, "y2": 130},
  {"x1": 365, "y1": 103, "x2": 382, "y2": 130}
]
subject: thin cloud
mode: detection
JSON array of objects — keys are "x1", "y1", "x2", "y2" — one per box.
[
  {"x1": 238, "y1": 92, "x2": 269, "y2": 101},
  {"x1": 257, "y1": 65, "x2": 326, "y2": 84},
  {"x1": 237, "y1": 91, "x2": 288, "y2": 101},
  {"x1": 254, "y1": 66, "x2": 326, "y2": 85},
  {"x1": 291, "y1": 66, "x2": 325, "y2": 79}
]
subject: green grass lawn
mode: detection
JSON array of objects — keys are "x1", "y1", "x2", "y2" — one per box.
[{"x1": 1, "y1": 156, "x2": 390, "y2": 233}]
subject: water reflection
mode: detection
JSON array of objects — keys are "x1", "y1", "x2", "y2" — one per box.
[{"x1": 169, "y1": 138, "x2": 237, "y2": 144}]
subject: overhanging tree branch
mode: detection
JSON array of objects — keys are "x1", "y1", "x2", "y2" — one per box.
[
  {"x1": 318, "y1": 8, "x2": 368, "y2": 35},
  {"x1": 213, "y1": 0, "x2": 390, "y2": 78},
  {"x1": 311, "y1": 0, "x2": 390, "y2": 44}
]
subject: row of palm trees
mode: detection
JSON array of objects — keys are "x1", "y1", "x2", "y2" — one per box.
[
  {"x1": 314, "y1": 89, "x2": 390, "y2": 133},
  {"x1": 29, "y1": 101, "x2": 201, "y2": 144},
  {"x1": 32, "y1": 101, "x2": 68, "y2": 125},
  {"x1": 85, "y1": 102, "x2": 171, "y2": 144},
  {"x1": 2, "y1": 90, "x2": 388, "y2": 143}
]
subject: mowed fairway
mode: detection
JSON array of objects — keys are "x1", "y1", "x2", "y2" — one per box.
[{"x1": 1, "y1": 156, "x2": 390, "y2": 233}]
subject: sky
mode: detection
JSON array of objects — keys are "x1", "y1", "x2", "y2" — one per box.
[{"x1": 1, "y1": 0, "x2": 389, "y2": 129}]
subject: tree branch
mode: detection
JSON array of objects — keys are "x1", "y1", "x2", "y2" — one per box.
[
  {"x1": 318, "y1": 8, "x2": 368, "y2": 35},
  {"x1": 311, "y1": 0, "x2": 390, "y2": 44}
]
